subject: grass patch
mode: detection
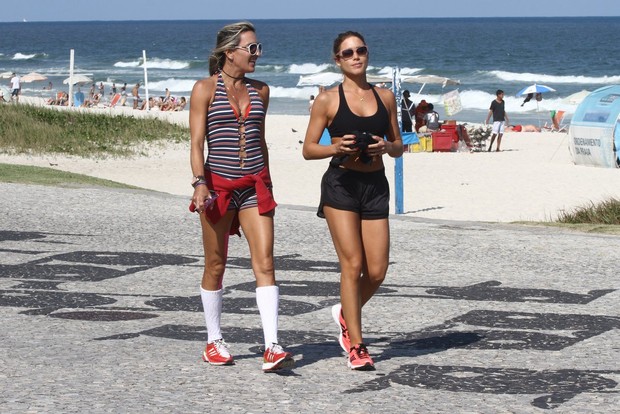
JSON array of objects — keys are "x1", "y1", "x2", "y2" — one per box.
[
  {"x1": 0, "y1": 103, "x2": 188, "y2": 157},
  {"x1": 515, "y1": 198, "x2": 620, "y2": 235},
  {"x1": 557, "y1": 198, "x2": 620, "y2": 225},
  {"x1": 0, "y1": 163, "x2": 140, "y2": 189}
]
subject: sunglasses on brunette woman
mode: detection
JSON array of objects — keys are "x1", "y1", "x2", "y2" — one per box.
[
  {"x1": 234, "y1": 42, "x2": 263, "y2": 56},
  {"x1": 337, "y1": 46, "x2": 368, "y2": 59}
]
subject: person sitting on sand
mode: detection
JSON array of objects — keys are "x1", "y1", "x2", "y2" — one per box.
[
  {"x1": 84, "y1": 93, "x2": 101, "y2": 107},
  {"x1": 507, "y1": 124, "x2": 540, "y2": 132},
  {"x1": 49, "y1": 91, "x2": 69, "y2": 106},
  {"x1": 139, "y1": 96, "x2": 155, "y2": 110},
  {"x1": 159, "y1": 96, "x2": 176, "y2": 111},
  {"x1": 423, "y1": 103, "x2": 440, "y2": 131},
  {"x1": 173, "y1": 96, "x2": 187, "y2": 111}
]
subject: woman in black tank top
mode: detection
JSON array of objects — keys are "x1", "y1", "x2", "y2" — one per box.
[{"x1": 302, "y1": 31, "x2": 403, "y2": 370}]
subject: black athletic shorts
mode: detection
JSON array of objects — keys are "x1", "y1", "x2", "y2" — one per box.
[{"x1": 318, "y1": 165, "x2": 389, "y2": 219}]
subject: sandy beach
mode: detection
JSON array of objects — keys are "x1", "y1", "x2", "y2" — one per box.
[{"x1": 3, "y1": 97, "x2": 619, "y2": 223}]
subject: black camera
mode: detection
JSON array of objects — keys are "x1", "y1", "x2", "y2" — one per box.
[
  {"x1": 350, "y1": 131, "x2": 375, "y2": 164},
  {"x1": 330, "y1": 131, "x2": 376, "y2": 167},
  {"x1": 349, "y1": 131, "x2": 375, "y2": 150}
]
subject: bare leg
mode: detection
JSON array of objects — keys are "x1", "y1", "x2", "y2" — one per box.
[
  {"x1": 199, "y1": 210, "x2": 236, "y2": 290},
  {"x1": 359, "y1": 218, "x2": 389, "y2": 305},
  {"x1": 496, "y1": 133, "x2": 503, "y2": 151},
  {"x1": 324, "y1": 207, "x2": 389, "y2": 348},
  {"x1": 488, "y1": 134, "x2": 497, "y2": 151},
  {"x1": 238, "y1": 207, "x2": 280, "y2": 348},
  {"x1": 238, "y1": 207, "x2": 276, "y2": 287}
]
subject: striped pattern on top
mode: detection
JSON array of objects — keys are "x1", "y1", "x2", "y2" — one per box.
[{"x1": 205, "y1": 73, "x2": 266, "y2": 179}]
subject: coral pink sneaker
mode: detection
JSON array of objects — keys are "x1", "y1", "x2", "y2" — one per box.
[
  {"x1": 348, "y1": 343, "x2": 374, "y2": 371},
  {"x1": 331, "y1": 304, "x2": 350, "y2": 353},
  {"x1": 202, "y1": 339, "x2": 234, "y2": 366},
  {"x1": 262, "y1": 343, "x2": 295, "y2": 372}
]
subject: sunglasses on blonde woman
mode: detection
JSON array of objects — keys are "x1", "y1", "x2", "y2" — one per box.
[
  {"x1": 337, "y1": 46, "x2": 368, "y2": 60},
  {"x1": 234, "y1": 42, "x2": 263, "y2": 56}
]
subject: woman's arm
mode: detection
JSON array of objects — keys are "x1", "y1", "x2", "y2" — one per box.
[
  {"x1": 302, "y1": 89, "x2": 356, "y2": 160},
  {"x1": 189, "y1": 77, "x2": 215, "y2": 210}
]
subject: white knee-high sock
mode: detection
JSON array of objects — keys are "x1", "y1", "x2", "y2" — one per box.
[
  {"x1": 256, "y1": 285, "x2": 279, "y2": 349},
  {"x1": 200, "y1": 287, "x2": 223, "y2": 343}
]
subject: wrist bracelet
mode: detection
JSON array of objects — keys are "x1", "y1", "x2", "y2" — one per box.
[
  {"x1": 191, "y1": 175, "x2": 206, "y2": 188},
  {"x1": 193, "y1": 182, "x2": 207, "y2": 189}
]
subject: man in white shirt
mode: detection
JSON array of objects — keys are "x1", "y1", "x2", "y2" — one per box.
[{"x1": 9, "y1": 73, "x2": 21, "y2": 103}]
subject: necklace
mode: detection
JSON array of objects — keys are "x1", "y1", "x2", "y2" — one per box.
[
  {"x1": 221, "y1": 69, "x2": 244, "y2": 80},
  {"x1": 350, "y1": 85, "x2": 372, "y2": 101}
]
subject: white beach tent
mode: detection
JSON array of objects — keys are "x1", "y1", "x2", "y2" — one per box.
[{"x1": 568, "y1": 85, "x2": 620, "y2": 168}]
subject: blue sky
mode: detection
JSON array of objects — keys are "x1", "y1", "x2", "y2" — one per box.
[{"x1": 3, "y1": 0, "x2": 620, "y2": 22}]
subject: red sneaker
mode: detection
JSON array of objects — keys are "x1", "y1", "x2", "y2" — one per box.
[
  {"x1": 262, "y1": 343, "x2": 295, "y2": 372},
  {"x1": 348, "y1": 343, "x2": 374, "y2": 370},
  {"x1": 202, "y1": 339, "x2": 234, "y2": 366},
  {"x1": 331, "y1": 304, "x2": 350, "y2": 353}
]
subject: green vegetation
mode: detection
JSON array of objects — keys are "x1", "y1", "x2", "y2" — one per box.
[
  {"x1": 557, "y1": 198, "x2": 620, "y2": 225},
  {"x1": 516, "y1": 198, "x2": 620, "y2": 234},
  {"x1": 0, "y1": 103, "x2": 188, "y2": 157},
  {"x1": 0, "y1": 163, "x2": 140, "y2": 189}
]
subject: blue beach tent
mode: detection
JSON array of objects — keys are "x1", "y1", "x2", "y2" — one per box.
[{"x1": 569, "y1": 85, "x2": 620, "y2": 168}]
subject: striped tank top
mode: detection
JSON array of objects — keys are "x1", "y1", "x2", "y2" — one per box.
[{"x1": 205, "y1": 73, "x2": 266, "y2": 179}]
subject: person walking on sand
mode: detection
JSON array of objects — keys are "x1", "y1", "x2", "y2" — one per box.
[
  {"x1": 189, "y1": 21, "x2": 294, "y2": 372},
  {"x1": 302, "y1": 31, "x2": 403, "y2": 370},
  {"x1": 485, "y1": 89, "x2": 510, "y2": 151},
  {"x1": 9, "y1": 73, "x2": 21, "y2": 103}
]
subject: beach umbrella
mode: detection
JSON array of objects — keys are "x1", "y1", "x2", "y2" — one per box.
[
  {"x1": 63, "y1": 74, "x2": 93, "y2": 85},
  {"x1": 21, "y1": 71, "x2": 48, "y2": 83},
  {"x1": 516, "y1": 84, "x2": 556, "y2": 96},
  {"x1": 401, "y1": 74, "x2": 460, "y2": 103},
  {"x1": 402, "y1": 74, "x2": 460, "y2": 88},
  {"x1": 517, "y1": 84, "x2": 556, "y2": 126},
  {"x1": 562, "y1": 89, "x2": 590, "y2": 105}
]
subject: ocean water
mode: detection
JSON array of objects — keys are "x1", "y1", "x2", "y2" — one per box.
[{"x1": 1, "y1": 17, "x2": 619, "y2": 125}]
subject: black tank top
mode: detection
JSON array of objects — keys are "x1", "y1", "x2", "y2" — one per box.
[{"x1": 327, "y1": 84, "x2": 390, "y2": 138}]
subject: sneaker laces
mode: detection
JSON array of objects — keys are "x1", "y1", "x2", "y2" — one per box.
[
  {"x1": 356, "y1": 343, "x2": 370, "y2": 358},
  {"x1": 212, "y1": 339, "x2": 231, "y2": 357},
  {"x1": 268, "y1": 343, "x2": 284, "y2": 354}
]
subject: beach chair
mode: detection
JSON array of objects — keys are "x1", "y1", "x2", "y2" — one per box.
[
  {"x1": 107, "y1": 93, "x2": 121, "y2": 108},
  {"x1": 545, "y1": 110, "x2": 567, "y2": 132}
]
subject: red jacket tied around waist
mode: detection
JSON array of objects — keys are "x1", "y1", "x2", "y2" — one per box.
[{"x1": 204, "y1": 167, "x2": 277, "y2": 236}]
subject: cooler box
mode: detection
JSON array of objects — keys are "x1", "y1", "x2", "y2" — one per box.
[
  {"x1": 409, "y1": 143, "x2": 423, "y2": 152},
  {"x1": 440, "y1": 124, "x2": 459, "y2": 143},
  {"x1": 419, "y1": 135, "x2": 432, "y2": 152},
  {"x1": 432, "y1": 132, "x2": 453, "y2": 152}
]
